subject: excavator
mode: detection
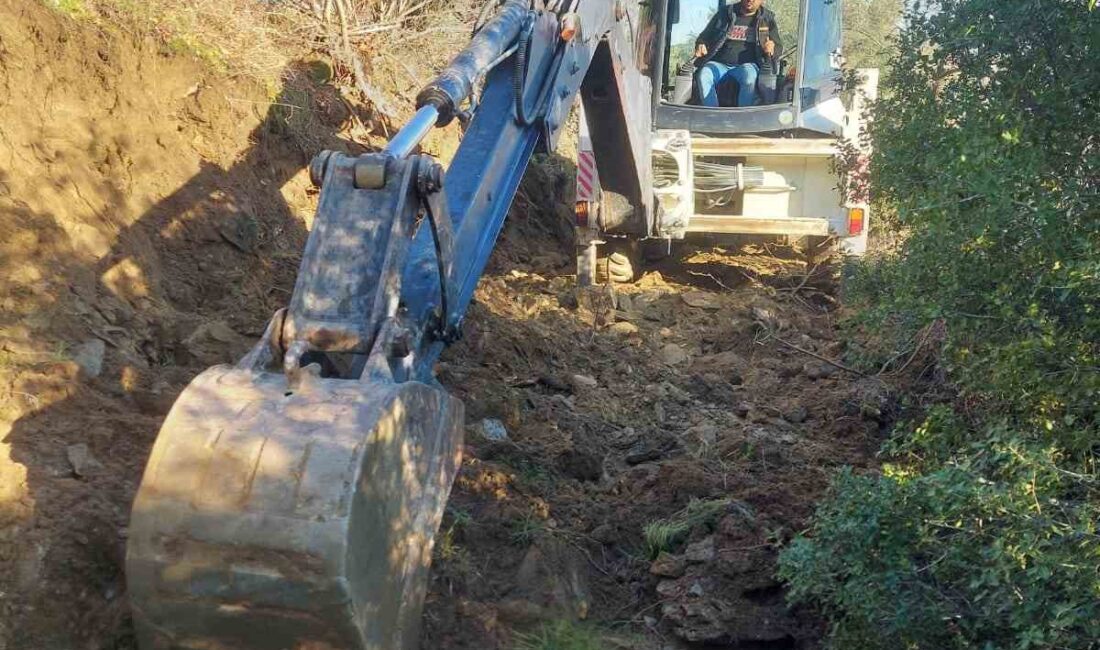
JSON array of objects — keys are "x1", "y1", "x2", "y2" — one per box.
[{"x1": 125, "y1": 0, "x2": 874, "y2": 648}]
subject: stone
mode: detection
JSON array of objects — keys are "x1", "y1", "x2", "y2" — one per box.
[
  {"x1": 477, "y1": 418, "x2": 509, "y2": 442},
  {"x1": 733, "y1": 402, "x2": 752, "y2": 418},
  {"x1": 66, "y1": 443, "x2": 101, "y2": 478},
  {"x1": 183, "y1": 320, "x2": 250, "y2": 366},
  {"x1": 217, "y1": 213, "x2": 259, "y2": 253},
  {"x1": 511, "y1": 539, "x2": 590, "y2": 619},
  {"x1": 570, "y1": 374, "x2": 598, "y2": 391},
  {"x1": 661, "y1": 381, "x2": 691, "y2": 403},
  {"x1": 803, "y1": 361, "x2": 837, "y2": 380},
  {"x1": 71, "y1": 339, "x2": 106, "y2": 378},
  {"x1": 650, "y1": 552, "x2": 686, "y2": 578},
  {"x1": 687, "y1": 581, "x2": 705, "y2": 597},
  {"x1": 656, "y1": 579, "x2": 680, "y2": 598},
  {"x1": 608, "y1": 321, "x2": 639, "y2": 336},
  {"x1": 751, "y1": 305, "x2": 778, "y2": 328},
  {"x1": 778, "y1": 364, "x2": 800, "y2": 379},
  {"x1": 660, "y1": 343, "x2": 689, "y2": 366},
  {"x1": 625, "y1": 446, "x2": 662, "y2": 465},
  {"x1": 684, "y1": 537, "x2": 716, "y2": 563},
  {"x1": 681, "y1": 291, "x2": 721, "y2": 310},
  {"x1": 783, "y1": 406, "x2": 809, "y2": 424},
  {"x1": 538, "y1": 375, "x2": 572, "y2": 392},
  {"x1": 590, "y1": 523, "x2": 617, "y2": 545}
]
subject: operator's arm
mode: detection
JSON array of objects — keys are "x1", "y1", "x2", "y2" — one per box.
[
  {"x1": 694, "y1": 11, "x2": 722, "y2": 56},
  {"x1": 767, "y1": 13, "x2": 783, "y2": 63}
]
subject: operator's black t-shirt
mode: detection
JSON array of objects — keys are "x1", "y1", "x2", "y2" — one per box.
[{"x1": 712, "y1": 12, "x2": 758, "y2": 66}]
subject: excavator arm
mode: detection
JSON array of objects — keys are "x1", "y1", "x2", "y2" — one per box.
[{"x1": 125, "y1": 1, "x2": 652, "y2": 648}]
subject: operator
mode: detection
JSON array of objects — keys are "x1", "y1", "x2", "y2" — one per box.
[{"x1": 693, "y1": 0, "x2": 783, "y2": 107}]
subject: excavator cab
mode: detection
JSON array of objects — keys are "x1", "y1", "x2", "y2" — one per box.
[
  {"x1": 651, "y1": 0, "x2": 846, "y2": 135},
  {"x1": 574, "y1": 0, "x2": 874, "y2": 283}
]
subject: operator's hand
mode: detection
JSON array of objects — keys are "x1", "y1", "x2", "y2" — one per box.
[
  {"x1": 694, "y1": 43, "x2": 708, "y2": 58},
  {"x1": 762, "y1": 38, "x2": 775, "y2": 57}
]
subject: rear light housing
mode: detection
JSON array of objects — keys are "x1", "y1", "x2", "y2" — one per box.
[{"x1": 847, "y1": 207, "x2": 865, "y2": 236}]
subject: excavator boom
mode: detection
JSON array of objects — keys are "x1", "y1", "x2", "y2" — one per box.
[{"x1": 126, "y1": 1, "x2": 653, "y2": 648}]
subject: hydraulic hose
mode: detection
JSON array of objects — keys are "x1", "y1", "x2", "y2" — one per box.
[
  {"x1": 513, "y1": 16, "x2": 567, "y2": 127},
  {"x1": 513, "y1": 17, "x2": 535, "y2": 126}
]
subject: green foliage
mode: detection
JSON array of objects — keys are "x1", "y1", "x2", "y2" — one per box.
[
  {"x1": 512, "y1": 620, "x2": 606, "y2": 650},
  {"x1": 842, "y1": 0, "x2": 904, "y2": 70},
  {"x1": 780, "y1": 1, "x2": 1100, "y2": 648},
  {"x1": 780, "y1": 465, "x2": 1100, "y2": 649},
  {"x1": 510, "y1": 512, "x2": 547, "y2": 546},
  {"x1": 643, "y1": 498, "x2": 734, "y2": 559},
  {"x1": 47, "y1": 0, "x2": 88, "y2": 18}
]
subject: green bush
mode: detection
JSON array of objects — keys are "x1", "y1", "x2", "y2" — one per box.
[{"x1": 779, "y1": 1, "x2": 1100, "y2": 648}]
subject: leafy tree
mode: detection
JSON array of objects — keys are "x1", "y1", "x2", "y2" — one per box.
[
  {"x1": 842, "y1": 0, "x2": 903, "y2": 69},
  {"x1": 779, "y1": 1, "x2": 1100, "y2": 648}
]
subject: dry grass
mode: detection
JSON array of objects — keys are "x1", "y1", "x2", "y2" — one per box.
[{"x1": 48, "y1": 0, "x2": 480, "y2": 123}]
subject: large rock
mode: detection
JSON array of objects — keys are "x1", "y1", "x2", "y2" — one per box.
[
  {"x1": 511, "y1": 538, "x2": 590, "y2": 619},
  {"x1": 67, "y1": 443, "x2": 101, "y2": 478},
  {"x1": 182, "y1": 320, "x2": 250, "y2": 366},
  {"x1": 476, "y1": 418, "x2": 509, "y2": 442},
  {"x1": 71, "y1": 339, "x2": 106, "y2": 378},
  {"x1": 684, "y1": 536, "x2": 716, "y2": 563},
  {"x1": 660, "y1": 343, "x2": 690, "y2": 366}
]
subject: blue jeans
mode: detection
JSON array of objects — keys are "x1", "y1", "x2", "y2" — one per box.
[{"x1": 698, "y1": 61, "x2": 759, "y2": 107}]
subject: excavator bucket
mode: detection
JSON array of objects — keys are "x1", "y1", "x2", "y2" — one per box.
[{"x1": 126, "y1": 366, "x2": 463, "y2": 649}]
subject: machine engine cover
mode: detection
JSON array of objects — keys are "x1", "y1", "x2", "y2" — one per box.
[{"x1": 126, "y1": 367, "x2": 463, "y2": 649}]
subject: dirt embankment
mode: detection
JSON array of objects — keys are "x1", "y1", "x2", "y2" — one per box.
[
  {"x1": 1, "y1": 2, "x2": 887, "y2": 649},
  {"x1": 0, "y1": 2, "x2": 355, "y2": 645}
]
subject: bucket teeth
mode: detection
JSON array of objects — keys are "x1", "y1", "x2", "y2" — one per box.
[{"x1": 126, "y1": 367, "x2": 463, "y2": 650}]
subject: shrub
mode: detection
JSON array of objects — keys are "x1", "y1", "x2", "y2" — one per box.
[
  {"x1": 513, "y1": 620, "x2": 606, "y2": 650},
  {"x1": 780, "y1": 1, "x2": 1100, "y2": 648},
  {"x1": 642, "y1": 498, "x2": 737, "y2": 559}
]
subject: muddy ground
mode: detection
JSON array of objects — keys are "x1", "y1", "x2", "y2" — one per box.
[{"x1": 0, "y1": 2, "x2": 886, "y2": 648}]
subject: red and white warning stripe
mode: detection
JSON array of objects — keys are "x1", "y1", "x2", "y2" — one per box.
[{"x1": 576, "y1": 150, "x2": 598, "y2": 201}]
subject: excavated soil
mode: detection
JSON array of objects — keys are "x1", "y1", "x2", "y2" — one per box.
[
  {"x1": 0, "y1": 3, "x2": 886, "y2": 649},
  {"x1": 421, "y1": 221, "x2": 888, "y2": 649}
]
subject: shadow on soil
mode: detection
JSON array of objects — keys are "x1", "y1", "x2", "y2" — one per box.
[{"x1": 1, "y1": 60, "x2": 361, "y2": 647}]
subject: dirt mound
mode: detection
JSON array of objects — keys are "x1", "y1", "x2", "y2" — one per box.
[{"x1": 0, "y1": 2, "x2": 355, "y2": 646}]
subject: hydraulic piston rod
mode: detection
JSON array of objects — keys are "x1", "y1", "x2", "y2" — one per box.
[{"x1": 383, "y1": 105, "x2": 440, "y2": 159}]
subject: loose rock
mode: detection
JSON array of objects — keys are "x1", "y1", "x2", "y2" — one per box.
[
  {"x1": 71, "y1": 339, "x2": 106, "y2": 378},
  {"x1": 803, "y1": 361, "x2": 837, "y2": 380},
  {"x1": 660, "y1": 343, "x2": 689, "y2": 366},
  {"x1": 650, "y1": 552, "x2": 686, "y2": 578},
  {"x1": 684, "y1": 536, "x2": 716, "y2": 563},
  {"x1": 681, "y1": 291, "x2": 721, "y2": 310},
  {"x1": 570, "y1": 374, "x2": 598, "y2": 390},
  {"x1": 66, "y1": 443, "x2": 101, "y2": 478},
  {"x1": 608, "y1": 321, "x2": 639, "y2": 336},
  {"x1": 477, "y1": 418, "x2": 509, "y2": 442},
  {"x1": 783, "y1": 405, "x2": 809, "y2": 424},
  {"x1": 625, "y1": 446, "x2": 663, "y2": 465}
]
